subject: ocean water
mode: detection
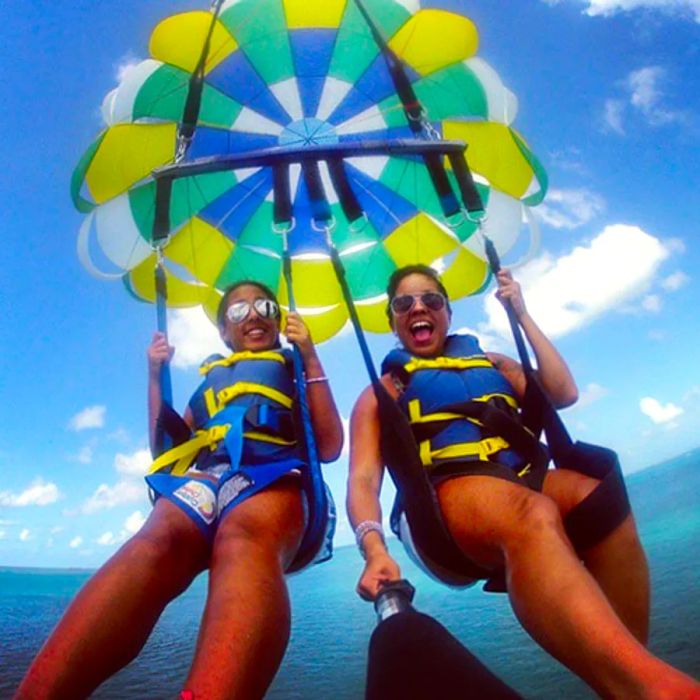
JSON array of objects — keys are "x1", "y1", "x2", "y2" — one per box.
[{"x1": 1, "y1": 450, "x2": 698, "y2": 699}]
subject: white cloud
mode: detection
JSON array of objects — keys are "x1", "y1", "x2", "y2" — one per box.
[
  {"x1": 169, "y1": 307, "x2": 229, "y2": 369},
  {"x1": 565, "y1": 382, "x2": 609, "y2": 411},
  {"x1": 115, "y1": 449, "x2": 152, "y2": 478},
  {"x1": 69, "y1": 405, "x2": 106, "y2": 432},
  {"x1": 665, "y1": 238, "x2": 686, "y2": 254},
  {"x1": 82, "y1": 481, "x2": 145, "y2": 514},
  {"x1": 537, "y1": 188, "x2": 606, "y2": 230},
  {"x1": 97, "y1": 531, "x2": 121, "y2": 546},
  {"x1": 80, "y1": 448, "x2": 152, "y2": 514},
  {"x1": 124, "y1": 511, "x2": 146, "y2": 534},
  {"x1": 97, "y1": 512, "x2": 146, "y2": 547},
  {"x1": 603, "y1": 65, "x2": 687, "y2": 134},
  {"x1": 545, "y1": 0, "x2": 700, "y2": 22},
  {"x1": 0, "y1": 479, "x2": 62, "y2": 507},
  {"x1": 115, "y1": 52, "x2": 143, "y2": 84},
  {"x1": 453, "y1": 326, "x2": 509, "y2": 354},
  {"x1": 483, "y1": 224, "x2": 669, "y2": 338},
  {"x1": 641, "y1": 294, "x2": 662, "y2": 313},
  {"x1": 661, "y1": 271, "x2": 690, "y2": 292},
  {"x1": 76, "y1": 446, "x2": 94, "y2": 465},
  {"x1": 604, "y1": 99, "x2": 626, "y2": 135},
  {"x1": 108, "y1": 428, "x2": 131, "y2": 444},
  {"x1": 626, "y1": 66, "x2": 686, "y2": 126},
  {"x1": 69, "y1": 536, "x2": 83, "y2": 549},
  {"x1": 640, "y1": 397, "x2": 684, "y2": 424},
  {"x1": 0, "y1": 531, "x2": 5, "y2": 540},
  {"x1": 19, "y1": 529, "x2": 31, "y2": 542}
]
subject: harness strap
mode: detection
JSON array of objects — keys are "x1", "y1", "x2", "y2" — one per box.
[
  {"x1": 403, "y1": 356, "x2": 493, "y2": 373},
  {"x1": 327, "y1": 158, "x2": 364, "y2": 224},
  {"x1": 149, "y1": 423, "x2": 232, "y2": 477},
  {"x1": 559, "y1": 441, "x2": 630, "y2": 551},
  {"x1": 199, "y1": 351, "x2": 286, "y2": 375},
  {"x1": 217, "y1": 382, "x2": 293, "y2": 410},
  {"x1": 422, "y1": 437, "x2": 511, "y2": 468}
]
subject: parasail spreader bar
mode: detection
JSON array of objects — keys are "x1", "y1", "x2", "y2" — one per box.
[{"x1": 153, "y1": 139, "x2": 468, "y2": 181}]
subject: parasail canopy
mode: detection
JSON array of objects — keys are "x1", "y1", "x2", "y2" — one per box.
[{"x1": 72, "y1": 0, "x2": 548, "y2": 342}]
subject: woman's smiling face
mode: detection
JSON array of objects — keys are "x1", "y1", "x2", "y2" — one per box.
[
  {"x1": 390, "y1": 273, "x2": 450, "y2": 357},
  {"x1": 220, "y1": 284, "x2": 280, "y2": 352}
]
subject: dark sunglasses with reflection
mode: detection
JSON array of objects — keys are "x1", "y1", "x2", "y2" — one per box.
[{"x1": 389, "y1": 292, "x2": 447, "y2": 316}]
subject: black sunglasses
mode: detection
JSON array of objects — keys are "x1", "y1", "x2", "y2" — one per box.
[{"x1": 390, "y1": 292, "x2": 447, "y2": 315}]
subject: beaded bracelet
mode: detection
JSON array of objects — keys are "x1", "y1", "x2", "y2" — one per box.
[
  {"x1": 354, "y1": 520, "x2": 385, "y2": 559},
  {"x1": 306, "y1": 375, "x2": 329, "y2": 384}
]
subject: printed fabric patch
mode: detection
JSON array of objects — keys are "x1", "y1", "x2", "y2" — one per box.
[
  {"x1": 218, "y1": 472, "x2": 254, "y2": 512},
  {"x1": 173, "y1": 480, "x2": 217, "y2": 524}
]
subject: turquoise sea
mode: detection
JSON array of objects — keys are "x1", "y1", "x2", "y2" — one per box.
[{"x1": 2, "y1": 450, "x2": 699, "y2": 699}]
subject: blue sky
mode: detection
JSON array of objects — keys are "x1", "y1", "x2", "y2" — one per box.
[{"x1": 1, "y1": 0, "x2": 699, "y2": 568}]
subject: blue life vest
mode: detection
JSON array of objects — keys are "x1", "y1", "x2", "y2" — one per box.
[
  {"x1": 381, "y1": 335, "x2": 526, "y2": 472},
  {"x1": 188, "y1": 349, "x2": 300, "y2": 471}
]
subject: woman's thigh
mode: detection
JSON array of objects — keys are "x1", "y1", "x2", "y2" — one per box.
[
  {"x1": 214, "y1": 475, "x2": 305, "y2": 569},
  {"x1": 435, "y1": 475, "x2": 562, "y2": 569}
]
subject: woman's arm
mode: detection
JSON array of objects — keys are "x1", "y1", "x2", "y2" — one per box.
[
  {"x1": 285, "y1": 313, "x2": 344, "y2": 462},
  {"x1": 147, "y1": 332, "x2": 193, "y2": 456},
  {"x1": 489, "y1": 270, "x2": 578, "y2": 408},
  {"x1": 348, "y1": 384, "x2": 402, "y2": 600},
  {"x1": 147, "y1": 332, "x2": 171, "y2": 456}
]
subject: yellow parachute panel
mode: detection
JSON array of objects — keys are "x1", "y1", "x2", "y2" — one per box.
[
  {"x1": 150, "y1": 12, "x2": 237, "y2": 75},
  {"x1": 167, "y1": 217, "x2": 234, "y2": 287},
  {"x1": 384, "y1": 213, "x2": 459, "y2": 268},
  {"x1": 444, "y1": 122, "x2": 536, "y2": 200},
  {"x1": 283, "y1": 0, "x2": 348, "y2": 29},
  {"x1": 389, "y1": 10, "x2": 478, "y2": 76},
  {"x1": 85, "y1": 123, "x2": 177, "y2": 204}
]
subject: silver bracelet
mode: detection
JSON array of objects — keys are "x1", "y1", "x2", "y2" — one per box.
[
  {"x1": 306, "y1": 375, "x2": 329, "y2": 384},
  {"x1": 355, "y1": 520, "x2": 385, "y2": 559}
]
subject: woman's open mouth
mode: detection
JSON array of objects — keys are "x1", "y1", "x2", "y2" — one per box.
[{"x1": 410, "y1": 320, "x2": 434, "y2": 343}]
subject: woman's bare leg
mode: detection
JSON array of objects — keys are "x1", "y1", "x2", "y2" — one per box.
[
  {"x1": 16, "y1": 500, "x2": 208, "y2": 700},
  {"x1": 544, "y1": 469, "x2": 650, "y2": 642},
  {"x1": 437, "y1": 476, "x2": 698, "y2": 699},
  {"x1": 182, "y1": 476, "x2": 305, "y2": 700}
]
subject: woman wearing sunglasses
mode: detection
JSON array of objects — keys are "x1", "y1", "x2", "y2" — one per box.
[
  {"x1": 18, "y1": 281, "x2": 343, "y2": 700},
  {"x1": 347, "y1": 265, "x2": 699, "y2": 698}
]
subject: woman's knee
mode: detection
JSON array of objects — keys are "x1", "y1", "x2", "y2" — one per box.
[{"x1": 502, "y1": 490, "x2": 565, "y2": 547}]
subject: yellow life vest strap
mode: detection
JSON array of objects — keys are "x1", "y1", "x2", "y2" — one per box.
[
  {"x1": 148, "y1": 424, "x2": 231, "y2": 477},
  {"x1": 403, "y1": 356, "x2": 493, "y2": 374},
  {"x1": 242, "y1": 431, "x2": 297, "y2": 447},
  {"x1": 420, "y1": 436, "x2": 511, "y2": 468},
  {"x1": 217, "y1": 382, "x2": 293, "y2": 410},
  {"x1": 407, "y1": 394, "x2": 519, "y2": 426},
  {"x1": 200, "y1": 350, "x2": 286, "y2": 376}
]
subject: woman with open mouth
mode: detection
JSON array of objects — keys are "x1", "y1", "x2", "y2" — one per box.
[{"x1": 347, "y1": 263, "x2": 699, "y2": 699}]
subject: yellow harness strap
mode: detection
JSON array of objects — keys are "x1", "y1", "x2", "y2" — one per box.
[
  {"x1": 242, "y1": 431, "x2": 297, "y2": 447},
  {"x1": 218, "y1": 382, "x2": 293, "y2": 409},
  {"x1": 148, "y1": 424, "x2": 231, "y2": 477},
  {"x1": 199, "y1": 351, "x2": 286, "y2": 376},
  {"x1": 204, "y1": 382, "x2": 294, "y2": 418},
  {"x1": 407, "y1": 394, "x2": 519, "y2": 426},
  {"x1": 403, "y1": 356, "x2": 493, "y2": 374},
  {"x1": 406, "y1": 397, "x2": 518, "y2": 468},
  {"x1": 420, "y1": 436, "x2": 511, "y2": 468}
]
